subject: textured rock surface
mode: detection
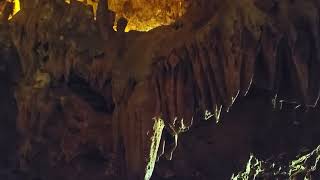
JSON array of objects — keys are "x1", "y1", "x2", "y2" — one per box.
[
  {"x1": 0, "y1": 0, "x2": 320, "y2": 179},
  {"x1": 232, "y1": 145, "x2": 320, "y2": 180},
  {"x1": 108, "y1": 0, "x2": 186, "y2": 31}
]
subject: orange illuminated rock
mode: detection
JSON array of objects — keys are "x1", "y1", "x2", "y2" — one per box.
[
  {"x1": 0, "y1": 0, "x2": 20, "y2": 19},
  {"x1": 108, "y1": 0, "x2": 186, "y2": 31},
  {"x1": 3, "y1": 0, "x2": 185, "y2": 32},
  {"x1": 3, "y1": 0, "x2": 320, "y2": 180}
]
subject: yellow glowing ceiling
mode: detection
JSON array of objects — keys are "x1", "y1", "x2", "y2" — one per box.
[
  {"x1": 67, "y1": 0, "x2": 186, "y2": 32},
  {"x1": 108, "y1": 0, "x2": 186, "y2": 32},
  {"x1": 3, "y1": 0, "x2": 185, "y2": 32},
  {"x1": 0, "y1": 0, "x2": 20, "y2": 19},
  {"x1": 12, "y1": 0, "x2": 19, "y2": 15}
]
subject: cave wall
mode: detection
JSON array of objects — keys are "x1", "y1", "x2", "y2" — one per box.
[{"x1": 0, "y1": 0, "x2": 320, "y2": 179}]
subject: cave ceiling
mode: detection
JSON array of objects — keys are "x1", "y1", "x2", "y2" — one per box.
[
  {"x1": 2, "y1": 0, "x2": 186, "y2": 31},
  {"x1": 0, "y1": 0, "x2": 320, "y2": 180}
]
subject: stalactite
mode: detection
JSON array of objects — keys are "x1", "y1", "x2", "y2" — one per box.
[{"x1": 2, "y1": 0, "x2": 320, "y2": 179}]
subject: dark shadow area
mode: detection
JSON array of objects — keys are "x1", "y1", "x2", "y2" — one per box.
[
  {"x1": 67, "y1": 72, "x2": 114, "y2": 114},
  {"x1": 152, "y1": 85, "x2": 320, "y2": 180},
  {"x1": 0, "y1": 55, "x2": 19, "y2": 179}
]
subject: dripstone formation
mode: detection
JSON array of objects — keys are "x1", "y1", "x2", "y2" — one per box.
[{"x1": 0, "y1": 0, "x2": 320, "y2": 179}]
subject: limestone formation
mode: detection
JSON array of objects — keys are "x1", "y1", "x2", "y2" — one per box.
[{"x1": 0, "y1": 0, "x2": 319, "y2": 179}]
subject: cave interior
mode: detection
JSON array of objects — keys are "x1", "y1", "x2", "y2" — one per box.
[{"x1": 0, "y1": 0, "x2": 320, "y2": 179}]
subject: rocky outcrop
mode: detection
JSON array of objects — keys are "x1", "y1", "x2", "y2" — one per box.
[
  {"x1": 232, "y1": 145, "x2": 320, "y2": 180},
  {"x1": 0, "y1": 0, "x2": 320, "y2": 179}
]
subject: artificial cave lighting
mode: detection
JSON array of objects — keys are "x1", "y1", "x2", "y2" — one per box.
[
  {"x1": 2, "y1": 0, "x2": 320, "y2": 180},
  {"x1": 3, "y1": 0, "x2": 186, "y2": 32},
  {"x1": 0, "y1": 0, "x2": 20, "y2": 19},
  {"x1": 67, "y1": 0, "x2": 187, "y2": 32},
  {"x1": 11, "y1": 0, "x2": 19, "y2": 16},
  {"x1": 108, "y1": 0, "x2": 186, "y2": 32}
]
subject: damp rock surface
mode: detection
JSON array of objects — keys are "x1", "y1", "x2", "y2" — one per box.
[
  {"x1": 0, "y1": 0, "x2": 319, "y2": 180},
  {"x1": 232, "y1": 145, "x2": 320, "y2": 180}
]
